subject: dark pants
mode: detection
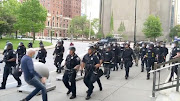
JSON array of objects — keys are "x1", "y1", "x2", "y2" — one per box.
[
  {"x1": 141, "y1": 58, "x2": 147, "y2": 71},
  {"x1": 25, "y1": 76, "x2": 47, "y2": 101},
  {"x1": 124, "y1": 60, "x2": 132, "y2": 77},
  {"x1": 1, "y1": 65, "x2": 21, "y2": 88},
  {"x1": 54, "y1": 56, "x2": 63, "y2": 70},
  {"x1": 84, "y1": 71, "x2": 94, "y2": 96},
  {"x1": 97, "y1": 78, "x2": 102, "y2": 90},
  {"x1": 104, "y1": 64, "x2": 111, "y2": 77},
  {"x1": 146, "y1": 59, "x2": 155, "y2": 78},
  {"x1": 39, "y1": 59, "x2": 46, "y2": 64},
  {"x1": 63, "y1": 70, "x2": 76, "y2": 96},
  {"x1": 169, "y1": 65, "x2": 178, "y2": 81}
]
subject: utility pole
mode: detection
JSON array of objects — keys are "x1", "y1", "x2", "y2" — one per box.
[{"x1": 134, "y1": 0, "x2": 137, "y2": 45}]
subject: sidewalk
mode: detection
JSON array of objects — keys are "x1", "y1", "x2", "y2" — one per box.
[{"x1": 0, "y1": 62, "x2": 168, "y2": 101}]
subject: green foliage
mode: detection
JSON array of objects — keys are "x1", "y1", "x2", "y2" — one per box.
[
  {"x1": 0, "y1": 0, "x2": 20, "y2": 36},
  {"x1": 110, "y1": 12, "x2": 114, "y2": 32},
  {"x1": 169, "y1": 25, "x2": 180, "y2": 38},
  {"x1": 15, "y1": 0, "x2": 47, "y2": 42},
  {"x1": 118, "y1": 22, "x2": 125, "y2": 35},
  {"x1": 91, "y1": 18, "x2": 100, "y2": 33},
  {"x1": 106, "y1": 33, "x2": 113, "y2": 38},
  {"x1": 96, "y1": 32, "x2": 103, "y2": 39},
  {"x1": 142, "y1": 15, "x2": 162, "y2": 41},
  {"x1": 0, "y1": 38, "x2": 52, "y2": 50}
]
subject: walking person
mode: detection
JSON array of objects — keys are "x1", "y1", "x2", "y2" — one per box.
[
  {"x1": 21, "y1": 49, "x2": 47, "y2": 101},
  {"x1": 81, "y1": 46, "x2": 101, "y2": 100},
  {"x1": 62, "y1": 47, "x2": 80, "y2": 99},
  {"x1": 122, "y1": 42, "x2": 136, "y2": 79}
]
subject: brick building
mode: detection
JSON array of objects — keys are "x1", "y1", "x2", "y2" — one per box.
[{"x1": 20, "y1": 0, "x2": 81, "y2": 38}]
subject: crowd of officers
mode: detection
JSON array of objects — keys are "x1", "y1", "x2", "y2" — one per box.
[{"x1": 0, "y1": 39, "x2": 180, "y2": 101}]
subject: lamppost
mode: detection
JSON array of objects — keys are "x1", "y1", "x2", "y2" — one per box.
[
  {"x1": 134, "y1": 0, "x2": 137, "y2": 45},
  {"x1": 51, "y1": 19, "x2": 53, "y2": 44}
]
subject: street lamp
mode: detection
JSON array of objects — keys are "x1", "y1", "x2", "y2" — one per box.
[{"x1": 134, "y1": 0, "x2": 137, "y2": 45}]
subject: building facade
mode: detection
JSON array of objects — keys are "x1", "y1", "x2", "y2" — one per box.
[
  {"x1": 20, "y1": 0, "x2": 81, "y2": 38},
  {"x1": 101, "y1": 0, "x2": 172, "y2": 41}
]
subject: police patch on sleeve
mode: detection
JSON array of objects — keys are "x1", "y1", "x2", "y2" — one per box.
[
  {"x1": 13, "y1": 51, "x2": 16, "y2": 54},
  {"x1": 177, "y1": 48, "x2": 180, "y2": 51},
  {"x1": 76, "y1": 57, "x2": 80, "y2": 61}
]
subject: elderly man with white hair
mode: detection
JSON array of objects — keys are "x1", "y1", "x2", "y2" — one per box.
[{"x1": 20, "y1": 49, "x2": 47, "y2": 101}]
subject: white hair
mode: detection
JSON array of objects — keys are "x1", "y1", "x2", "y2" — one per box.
[{"x1": 27, "y1": 48, "x2": 36, "y2": 55}]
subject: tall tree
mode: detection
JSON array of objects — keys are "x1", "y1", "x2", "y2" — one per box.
[
  {"x1": 110, "y1": 12, "x2": 114, "y2": 33},
  {"x1": 142, "y1": 15, "x2": 162, "y2": 41},
  {"x1": 15, "y1": 0, "x2": 47, "y2": 43},
  {"x1": 169, "y1": 25, "x2": 180, "y2": 38},
  {"x1": 118, "y1": 22, "x2": 125, "y2": 35}
]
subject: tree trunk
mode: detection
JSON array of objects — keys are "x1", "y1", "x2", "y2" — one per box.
[
  {"x1": 33, "y1": 32, "x2": 35, "y2": 43},
  {"x1": 15, "y1": 31, "x2": 18, "y2": 39}
]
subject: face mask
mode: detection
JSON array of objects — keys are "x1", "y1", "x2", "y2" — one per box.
[
  {"x1": 161, "y1": 45, "x2": 163, "y2": 47},
  {"x1": 171, "y1": 44, "x2": 175, "y2": 48},
  {"x1": 32, "y1": 55, "x2": 35, "y2": 58}
]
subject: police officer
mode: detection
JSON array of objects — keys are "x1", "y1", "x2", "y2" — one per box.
[
  {"x1": 145, "y1": 44, "x2": 156, "y2": 80},
  {"x1": 155, "y1": 42, "x2": 164, "y2": 63},
  {"x1": 103, "y1": 46, "x2": 114, "y2": 79},
  {"x1": 39, "y1": 40, "x2": 43, "y2": 46},
  {"x1": 162, "y1": 43, "x2": 168, "y2": 63},
  {"x1": 122, "y1": 42, "x2": 136, "y2": 79},
  {"x1": 139, "y1": 43, "x2": 147, "y2": 72},
  {"x1": 168, "y1": 41, "x2": 180, "y2": 82},
  {"x1": 112, "y1": 43, "x2": 119, "y2": 71},
  {"x1": 0, "y1": 42, "x2": 22, "y2": 89},
  {"x1": 93, "y1": 45, "x2": 103, "y2": 91},
  {"x1": 28, "y1": 41, "x2": 33, "y2": 48},
  {"x1": 16, "y1": 42, "x2": 26, "y2": 66},
  {"x1": 62, "y1": 47, "x2": 80, "y2": 99},
  {"x1": 134, "y1": 43, "x2": 140, "y2": 66},
  {"x1": 119, "y1": 43, "x2": 124, "y2": 69},
  {"x1": 36, "y1": 44, "x2": 47, "y2": 64},
  {"x1": 53, "y1": 41, "x2": 64, "y2": 73},
  {"x1": 81, "y1": 46, "x2": 101, "y2": 100}
]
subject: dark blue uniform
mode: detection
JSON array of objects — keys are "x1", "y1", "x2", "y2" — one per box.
[
  {"x1": 36, "y1": 49, "x2": 47, "y2": 64},
  {"x1": 53, "y1": 45, "x2": 64, "y2": 73},
  {"x1": 168, "y1": 46, "x2": 180, "y2": 81},
  {"x1": 146, "y1": 48, "x2": 156, "y2": 79},
  {"x1": 82, "y1": 54, "x2": 100, "y2": 97},
  {"x1": 63, "y1": 54, "x2": 80, "y2": 97},
  {"x1": 122, "y1": 47, "x2": 135, "y2": 79},
  {"x1": 1, "y1": 49, "x2": 21, "y2": 89},
  {"x1": 140, "y1": 47, "x2": 147, "y2": 72},
  {"x1": 155, "y1": 46, "x2": 164, "y2": 63},
  {"x1": 103, "y1": 50, "x2": 114, "y2": 79},
  {"x1": 16, "y1": 45, "x2": 26, "y2": 66}
]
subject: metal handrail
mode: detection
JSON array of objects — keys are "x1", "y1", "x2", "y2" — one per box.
[{"x1": 151, "y1": 57, "x2": 180, "y2": 97}]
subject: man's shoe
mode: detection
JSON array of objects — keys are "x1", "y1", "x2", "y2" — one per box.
[
  {"x1": 107, "y1": 76, "x2": 110, "y2": 79},
  {"x1": 85, "y1": 96, "x2": 91, "y2": 100},
  {"x1": 67, "y1": 90, "x2": 71, "y2": 95},
  {"x1": 20, "y1": 99, "x2": 26, "y2": 101},
  {"x1": 0, "y1": 87, "x2": 5, "y2": 90},
  {"x1": 100, "y1": 87, "x2": 103, "y2": 91},
  {"x1": 141, "y1": 70, "x2": 144, "y2": 72},
  {"x1": 86, "y1": 90, "x2": 88, "y2": 93},
  {"x1": 147, "y1": 77, "x2": 150, "y2": 80},
  {"x1": 17, "y1": 83, "x2": 22, "y2": 87},
  {"x1": 125, "y1": 76, "x2": 128, "y2": 80},
  {"x1": 70, "y1": 95, "x2": 76, "y2": 99},
  {"x1": 56, "y1": 69, "x2": 59, "y2": 72}
]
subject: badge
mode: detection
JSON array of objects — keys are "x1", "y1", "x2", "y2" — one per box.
[
  {"x1": 71, "y1": 56, "x2": 73, "y2": 59},
  {"x1": 91, "y1": 57, "x2": 93, "y2": 60},
  {"x1": 76, "y1": 57, "x2": 80, "y2": 61}
]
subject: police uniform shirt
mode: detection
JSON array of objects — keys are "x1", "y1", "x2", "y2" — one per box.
[
  {"x1": 140, "y1": 47, "x2": 147, "y2": 58},
  {"x1": 37, "y1": 49, "x2": 47, "y2": 59},
  {"x1": 103, "y1": 51, "x2": 113, "y2": 62},
  {"x1": 155, "y1": 46, "x2": 163, "y2": 56},
  {"x1": 122, "y1": 48, "x2": 135, "y2": 61},
  {"x1": 171, "y1": 46, "x2": 180, "y2": 58},
  {"x1": 82, "y1": 54, "x2": 100, "y2": 66},
  {"x1": 4, "y1": 49, "x2": 16, "y2": 66},
  {"x1": 53, "y1": 46, "x2": 64, "y2": 57},
  {"x1": 17, "y1": 46, "x2": 26, "y2": 55},
  {"x1": 65, "y1": 54, "x2": 80, "y2": 69},
  {"x1": 146, "y1": 48, "x2": 155, "y2": 59}
]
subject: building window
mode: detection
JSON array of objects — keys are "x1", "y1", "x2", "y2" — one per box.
[
  {"x1": 63, "y1": 24, "x2": 65, "y2": 27},
  {"x1": 48, "y1": 21, "x2": 50, "y2": 26},
  {"x1": 53, "y1": 22, "x2": 54, "y2": 27},
  {"x1": 57, "y1": 23, "x2": 58, "y2": 27}
]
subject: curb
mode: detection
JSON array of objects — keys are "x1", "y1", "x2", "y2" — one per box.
[{"x1": 0, "y1": 45, "x2": 55, "y2": 54}]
